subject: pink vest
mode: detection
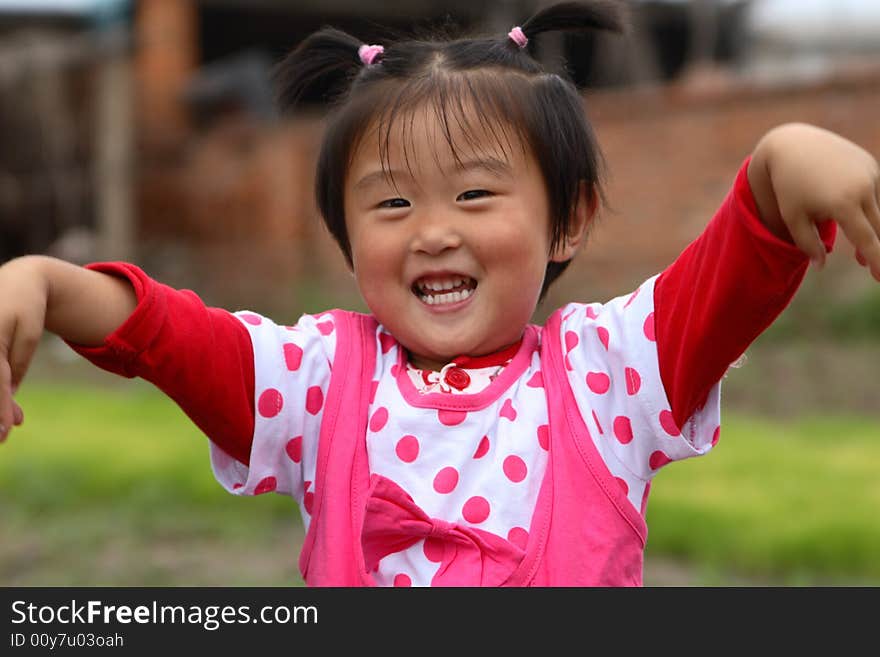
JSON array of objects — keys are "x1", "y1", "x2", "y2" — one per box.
[{"x1": 298, "y1": 309, "x2": 647, "y2": 586}]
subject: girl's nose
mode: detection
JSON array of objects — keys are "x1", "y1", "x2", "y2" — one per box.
[{"x1": 410, "y1": 213, "x2": 463, "y2": 256}]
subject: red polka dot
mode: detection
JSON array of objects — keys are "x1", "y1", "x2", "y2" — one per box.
[
  {"x1": 659, "y1": 410, "x2": 681, "y2": 436},
  {"x1": 379, "y1": 332, "x2": 395, "y2": 353},
  {"x1": 438, "y1": 409, "x2": 466, "y2": 426},
  {"x1": 586, "y1": 372, "x2": 611, "y2": 394},
  {"x1": 649, "y1": 451, "x2": 672, "y2": 470},
  {"x1": 564, "y1": 330, "x2": 579, "y2": 352},
  {"x1": 592, "y1": 410, "x2": 604, "y2": 434},
  {"x1": 537, "y1": 425, "x2": 549, "y2": 451},
  {"x1": 433, "y1": 467, "x2": 459, "y2": 494},
  {"x1": 241, "y1": 313, "x2": 262, "y2": 325},
  {"x1": 424, "y1": 538, "x2": 444, "y2": 563},
  {"x1": 285, "y1": 436, "x2": 302, "y2": 463},
  {"x1": 254, "y1": 476, "x2": 276, "y2": 495},
  {"x1": 304, "y1": 480, "x2": 312, "y2": 491},
  {"x1": 597, "y1": 326, "x2": 610, "y2": 350},
  {"x1": 396, "y1": 435, "x2": 420, "y2": 462},
  {"x1": 585, "y1": 306, "x2": 599, "y2": 319},
  {"x1": 615, "y1": 477, "x2": 629, "y2": 495},
  {"x1": 391, "y1": 364, "x2": 400, "y2": 378},
  {"x1": 257, "y1": 389, "x2": 283, "y2": 418},
  {"x1": 305, "y1": 386, "x2": 324, "y2": 415},
  {"x1": 624, "y1": 287, "x2": 640, "y2": 308},
  {"x1": 625, "y1": 367, "x2": 641, "y2": 395},
  {"x1": 499, "y1": 399, "x2": 517, "y2": 421},
  {"x1": 462, "y1": 496, "x2": 490, "y2": 524},
  {"x1": 473, "y1": 436, "x2": 490, "y2": 459},
  {"x1": 369, "y1": 407, "x2": 389, "y2": 432},
  {"x1": 507, "y1": 527, "x2": 529, "y2": 550},
  {"x1": 316, "y1": 320, "x2": 334, "y2": 335},
  {"x1": 303, "y1": 491, "x2": 314, "y2": 514},
  {"x1": 711, "y1": 425, "x2": 721, "y2": 446},
  {"x1": 503, "y1": 455, "x2": 528, "y2": 483},
  {"x1": 643, "y1": 312, "x2": 656, "y2": 341},
  {"x1": 283, "y1": 343, "x2": 303, "y2": 371},
  {"x1": 393, "y1": 574, "x2": 412, "y2": 587},
  {"x1": 526, "y1": 371, "x2": 544, "y2": 388},
  {"x1": 370, "y1": 380, "x2": 379, "y2": 403},
  {"x1": 232, "y1": 483, "x2": 243, "y2": 490},
  {"x1": 613, "y1": 416, "x2": 634, "y2": 444}
]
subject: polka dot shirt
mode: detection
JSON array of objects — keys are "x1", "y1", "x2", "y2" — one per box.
[{"x1": 209, "y1": 275, "x2": 720, "y2": 587}]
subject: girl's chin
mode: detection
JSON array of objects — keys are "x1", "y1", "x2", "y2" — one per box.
[{"x1": 400, "y1": 334, "x2": 479, "y2": 369}]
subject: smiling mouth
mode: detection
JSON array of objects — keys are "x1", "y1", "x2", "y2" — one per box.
[{"x1": 412, "y1": 276, "x2": 478, "y2": 306}]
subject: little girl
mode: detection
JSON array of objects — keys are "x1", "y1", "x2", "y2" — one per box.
[{"x1": 1, "y1": 1, "x2": 879, "y2": 586}]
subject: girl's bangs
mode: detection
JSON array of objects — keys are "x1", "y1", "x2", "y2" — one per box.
[{"x1": 351, "y1": 71, "x2": 534, "y2": 186}]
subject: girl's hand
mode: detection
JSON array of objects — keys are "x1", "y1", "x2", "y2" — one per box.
[
  {"x1": 748, "y1": 123, "x2": 880, "y2": 278},
  {"x1": 0, "y1": 256, "x2": 137, "y2": 442},
  {"x1": 0, "y1": 256, "x2": 50, "y2": 441}
]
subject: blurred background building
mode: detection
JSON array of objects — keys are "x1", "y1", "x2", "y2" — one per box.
[{"x1": 0, "y1": 0, "x2": 878, "y2": 314}]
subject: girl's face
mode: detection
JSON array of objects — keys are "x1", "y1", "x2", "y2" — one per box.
[{"x1": 344, "y1": 106, "x2": 566, "y2": 370}]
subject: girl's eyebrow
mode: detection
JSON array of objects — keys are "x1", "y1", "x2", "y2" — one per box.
[
  {"x1": 454, "y1": 157, "x2": 514, "y2": 178},
  {"x1": 353, "y1": 157, "x2": 513, "y2": 192},
  {"x1": 353, "y1": 169, "x2": 411, "y2": 192}
]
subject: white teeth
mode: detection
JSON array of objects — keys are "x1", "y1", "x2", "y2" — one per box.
[
  {"x1": 418, "y1": 287, "x2": 473, "y2": 306},
  {"x1": 417, "y1": 277, "x2": 473, "y2": 293}
]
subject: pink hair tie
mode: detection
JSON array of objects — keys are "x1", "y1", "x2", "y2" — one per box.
[
  {"x1": 358, "y1": 44, "x2": 384, "y2": 66},
  {"x1": 508, "y1": 26, "x2": 528, "y2": 48}
]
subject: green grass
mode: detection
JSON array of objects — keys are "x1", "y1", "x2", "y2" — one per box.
[
  {"x1": 2, "y1": 382, "x2": 879, "y2": 585},
  {"x1": 645, "y1": 415, "x2": 880, "y2": 584},
  {"x1": 0, "y1": 381, "x2": 304, "y2": 586}
]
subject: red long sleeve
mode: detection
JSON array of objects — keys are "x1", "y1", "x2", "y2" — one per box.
[
  {"x1": 66, "y1": 262, "x2": 256, "y2": 466},
  {"x1": 653, "y1": 158, "x2": 837, "y2": 427}
]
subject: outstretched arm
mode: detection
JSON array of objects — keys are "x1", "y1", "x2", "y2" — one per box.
[
  {"x1": 0, "y1": 255, "x2": 137, "y2": 439},
  {"x1": 655, "y1": 123, "x2": 878, "y2": 428}
]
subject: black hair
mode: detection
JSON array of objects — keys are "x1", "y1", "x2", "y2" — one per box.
[{"x1": 274, "y1": 1, "x2": 627, "y2": 297}]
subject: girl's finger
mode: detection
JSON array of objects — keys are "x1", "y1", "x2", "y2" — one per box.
[
  {"x1": 12, "y1": 400, "x2": 23, "y2": 426},
  {"x1": 0, "y1": 358, "x2": 12, "y2": 442},
  {"x1": 836, "y1": 206, "x2": 880, "y2": 281},
  {"x1": 864, "y1": 185, "x2": 880, "y2": 243},
  {"x1": 8, "y1": 317, "x2": 41, "y2": 392},
  {"x1": 784, "y1": 213, "x2": 827, "y2": 269},
  {"x1": 859, "y1": 193, "x2": 880, "y2": 268}
]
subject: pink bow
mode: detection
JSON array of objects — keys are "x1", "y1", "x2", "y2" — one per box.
[
  {"x1": 358, "y1": 44, "x2": 384, "y2": 66},
  {"x1": 508, "y1": 26, "x2": 528, "y2": 48},
  {"x1": 361, "y1": 475, "x2": 525, "y2": 586}
]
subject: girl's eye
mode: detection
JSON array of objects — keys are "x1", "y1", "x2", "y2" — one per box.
[
  {"x1": 378, "y1": 198, "x2": 410, "y2": 209},
  {"x1": 457, "y1": 189, "x2": 492, "y2": 202}
]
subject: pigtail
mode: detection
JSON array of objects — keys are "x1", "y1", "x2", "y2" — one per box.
[
  {"x1": 273, "y1": 27, "x2": 367, "y2": 112},
  {"x1": 518, "y1": 1, "x2": 628, "y2": 43}
]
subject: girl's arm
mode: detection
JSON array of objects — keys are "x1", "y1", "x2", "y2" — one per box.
[
  {"x1": 655, "y1": 123, "x2": 878, "y2": 427},
  {"x1": 63, "y1": 261, "x2": 257, "y2": 465},
  {"x1": 0, "y1": 255, "x2": 137, "y2": 439},
  {"x1": 0, "y1": 256, "x2": 257, "y2": 466}
]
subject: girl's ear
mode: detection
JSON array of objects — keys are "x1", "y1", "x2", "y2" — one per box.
[{"x1": 550, "y1": 181, "x2": 598, "y2": 263}]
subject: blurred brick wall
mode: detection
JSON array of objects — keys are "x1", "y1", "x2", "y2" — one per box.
[
  {"x1": 135, "y1": 0, "x2": 198, "y2": 151},
  {"x1": 136, "y1": 66, "x2": 880, "y2": 319}
]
